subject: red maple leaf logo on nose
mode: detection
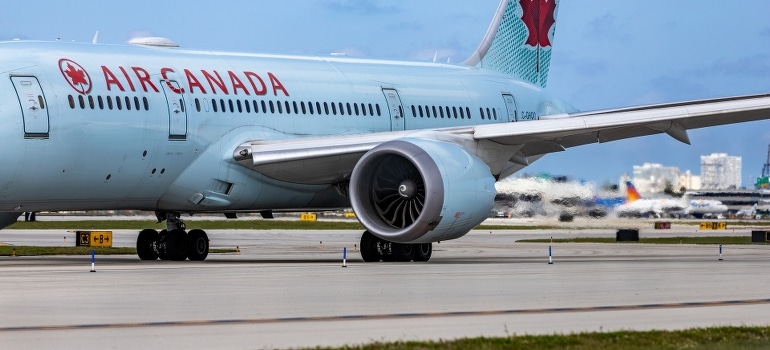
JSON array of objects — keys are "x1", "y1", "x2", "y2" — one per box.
[
  {"x1": 64, "y1": 63, "x2": 88, "y2": 86},
  {"x1": 58, "y1": 58, "x2": 92, "y2": 94},
  {"x1": 520, "y1": 0, "x2": 557, "y2": 47}
]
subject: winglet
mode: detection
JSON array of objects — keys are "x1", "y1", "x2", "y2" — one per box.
[{"x1": 463, "y1": 0, "x2": 560, "y2": 88}]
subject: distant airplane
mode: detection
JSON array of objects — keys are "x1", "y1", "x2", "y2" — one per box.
[
  {"x1": 616, "y1": 182, "x2": 728, "y2": 218},
  {"x1": 1, "y1": 0, "x2": 768, "y2": 262}
]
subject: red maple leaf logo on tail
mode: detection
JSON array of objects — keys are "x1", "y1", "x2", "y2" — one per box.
[{"x1": 520, "y1": 0, "x2": 557, "y2": 47}]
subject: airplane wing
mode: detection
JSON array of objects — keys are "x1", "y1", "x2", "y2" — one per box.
[{"x1": 234, "y1": 93, "x2": 770, "y2": 184}]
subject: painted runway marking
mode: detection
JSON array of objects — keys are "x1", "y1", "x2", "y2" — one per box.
[{"x1": 3, "y1": 298, "x2": 770, "y2": 333}]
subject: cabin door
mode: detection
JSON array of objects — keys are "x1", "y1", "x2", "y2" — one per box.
[
  {"x1": 502, "y1": 93, "x2": 518, "y2": 122},
  {"x1": 160, "y1": 80, "x2": 188, "y2": 140},
  {"x1": 382, "y1": 88, "x2": 405, "y2": 131},
  {"x1": 11, "y1": 76, "x2": 49, "y2": 138}
]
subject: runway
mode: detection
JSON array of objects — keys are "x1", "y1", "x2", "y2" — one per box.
[{"x1": 2, "y1": 225, "x2": 770, "y2": 349}]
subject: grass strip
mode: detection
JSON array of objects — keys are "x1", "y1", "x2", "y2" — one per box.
[
  {"x1": 7, "y1": 220, "x2": 366, "y2": 230},
  {"x1": 310, "y1": 326, "x2": 770, "y2": 350},
  {"x1": 518, "y1": 236, "x2": 764, "y2": 244},
  {"x1": 0, "y1": 246, "x2": 236, "y2": 256}
]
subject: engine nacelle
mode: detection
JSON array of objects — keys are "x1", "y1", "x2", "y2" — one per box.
[{"x1": 350, "y1": 138, "x2": 496, "y2": 244}]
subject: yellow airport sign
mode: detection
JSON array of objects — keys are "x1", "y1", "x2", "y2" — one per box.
[
  {"x1": 300, "y1": 213, "x2": 317, "y2": 221},
  {"x1": 699, "y1": 222, "x2": 727, "y2": 230},
  {"x1": 76, "y1": 231, "x2": 113, "y2": 247}
]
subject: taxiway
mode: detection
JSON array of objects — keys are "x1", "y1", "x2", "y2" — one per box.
[{"x1": 1, "y1": 224, "x2": 769, "y2": 349}]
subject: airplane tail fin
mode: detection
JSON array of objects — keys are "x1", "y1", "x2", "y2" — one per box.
[
  {"x1": 625, "y1": 181, "x2": 642, "y2": 202},
  {"x1": 463, "y1": 0, "x2": 559, "y2": 88}
]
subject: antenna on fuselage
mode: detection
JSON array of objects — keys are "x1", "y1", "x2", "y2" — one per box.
[{"x1": 92, "y1": 31, "x2": 99, "y2": 44}]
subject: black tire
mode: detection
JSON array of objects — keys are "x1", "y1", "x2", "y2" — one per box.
[
  {"x1": 413, "y1": 243, "x2": 432, "y2": 262},
  {"x1": 136, "y1": 229, "x2": 159, "y2": 260},
  {"x1": 359, "y1": 231, "x2": 381, "y2": 262},
  {"x1": 187, "y1": 229, "x2": 209, "y2": 261},
  {"x1": 391, "y1": 243, "x2": 415, "y2": 262},
  {"x1": 167, "y1": 229, "x2": 189, "y2": 261}
]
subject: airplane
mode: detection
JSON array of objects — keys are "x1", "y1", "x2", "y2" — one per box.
[
  {"x1": 0, "y1": 0, "x2": 768, "y2": 262},
  {"x1": 616, "y1": 182, "x2": 728, "y2": 218}
]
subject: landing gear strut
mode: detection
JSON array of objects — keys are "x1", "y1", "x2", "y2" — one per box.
[
  {"x1": 135, "y1": 212, "x2": 209, "y2": 261},
  {"x1": 359, "y1": 231, "x2": 432, "y2": 262}
]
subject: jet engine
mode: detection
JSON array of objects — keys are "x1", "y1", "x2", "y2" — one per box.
[{"x1": 350, "y1": 138, "x2": 496, "y2": 244}]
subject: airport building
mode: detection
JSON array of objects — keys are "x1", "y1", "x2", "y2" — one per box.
[{"x1": 700, "y1": 153, "x2": 742, "y2": 189}]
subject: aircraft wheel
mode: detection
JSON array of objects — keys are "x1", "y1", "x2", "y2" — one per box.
[
  {"x1": 391, "y1": 243, "x2": 415, "y2": 262},
  {"x1": 413, "y1": 243, "x2": 432, "y2": 262},
  {"x1": 359, "y1": 231, "x2": 382, "y2": 262},
  {"x1": 166, "y1": 229, "x2": 189, "y2": 261},
  {"x1": 187, "y1": 229, "x2": 209, "y2": 261},
  {"x1": 136, "y1": 229, "x2": 159, "y2": 260}
]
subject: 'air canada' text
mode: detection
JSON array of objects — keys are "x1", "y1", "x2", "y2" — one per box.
[{"x1": 100, "y1": 66, "x2": 290, "y2": 96}]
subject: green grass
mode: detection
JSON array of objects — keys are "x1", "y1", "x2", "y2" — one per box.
[
  {"x1": 518, "y1": 236, "x2": 763, "y2": 245},
  {"x1": 7, "y1": 219, "x2": 366, "y2": 230},
  {"x1": 0, "y1": 246, "x2": 236, "y2": 256},
  {"x1": 7, "y1": 220, "x2": 562, "y2": 231},
  {"x1": 309, "y1": 326, "x2": 770, "y2": 350}
]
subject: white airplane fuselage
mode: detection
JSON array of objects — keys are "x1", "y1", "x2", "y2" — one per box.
[{"x1": 0, "y1": 41, "x2": 573, "y2": 214}]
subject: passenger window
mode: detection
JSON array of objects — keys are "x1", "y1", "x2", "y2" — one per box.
[
  {"x1": 236, "y1": 100, "x2": 242, "y2": 113},
  {"x1": 194, "y1": 99, "x2": 201, "y2": 112},
  {"x1": 411, "y1": 105, "x2": 416, "y2": 117},
  {"x1": 308, "y1": 101, "x2": 314, "y2": 115},
  {"x1": 493, "y1": 108, "x2": 498, "y2": 120},
  {"x1": 134, "y1": 97, "x2": 140, "y2": 110},
  {"x1": 284, "y1": 101, "x2": 291, "y2": 114},
  {"x1": 466, "y1": 107, "x2": 471, "y2": 119},
  {"x1": 452, "y1": 106, "x2": 458, "y2": 118},
  {"x1": 331, "y1": 102, "x2": 337, "y2": 115},
  {"x1": 480, "y1": 107, "x2": 485, "y2": 119},
  {"x1": 77, "y1": 95, "x2": 84, "y2": 109},
  {"x1": 212, "y1": 99, "x2": 218, "y2": 112},
  {"x1": 107, "y1": 96, "x2": 113, "y2": 110},
  {"x1": 293, "y1": 101, "x2": 299, "y2": 114},
  {"x1": 68, "y1": 95, "x2": 75, "y2": 109},
  {"x1": 301, "y1": 101, "x2": 307, "y2": 114},
  {"x1": 88, "y1": 95, "x2": 95, "y2": 109},
  {"x1": 323, "y1": 102, "x2": 329, "y2": 115},
  {"x1": 244, "y1": 100, "x2": 250, "y2": 113},
  {"x1": 459, "y1": 107, "x2": 464, "y2": 119},
  {"x1": 418, "y1": 105, "x2": 424, "y2": 118},
  {"x1": 143, "y1": 97, "x2": 149, "y2": 111},
  {"x1": 269, "y1": 101, "x2": 275, "y2": 113},
  {"x1": 277, "y1": 100, "x2": 283, "y2": 114},
  {"x1": 439, "y1": 106, "x2": 444, "y2": 118},
  {"x1": 360, "y1": 103, "x2": 366, "y2": 116},
  {"x1": 125, "y1": 96, "x2": 131, "y2": 110},
  {"x1": 376, "y1": 104, "x2": 381, "y2": 116},
  {"x1": 346, "y1": 103, "x2": 352, "y2": 115},
  {"x1": 115, "y1": 96, "x2": 122, "y2": 110},
  {"x1": 354, "y1": 103, "x2": 359, "y2": 116}
]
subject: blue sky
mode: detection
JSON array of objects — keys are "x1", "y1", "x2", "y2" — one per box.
[{"x1": 3, "y1": 1, "x2": 770, "y2": 186}]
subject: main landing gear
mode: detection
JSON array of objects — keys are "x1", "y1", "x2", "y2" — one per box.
[
  {"x1": 359, "y1": 231, "x2": 432, "y2": 262},
  {"x1": 136, "y1": 213, "x2": 209, "y2": 261}
]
